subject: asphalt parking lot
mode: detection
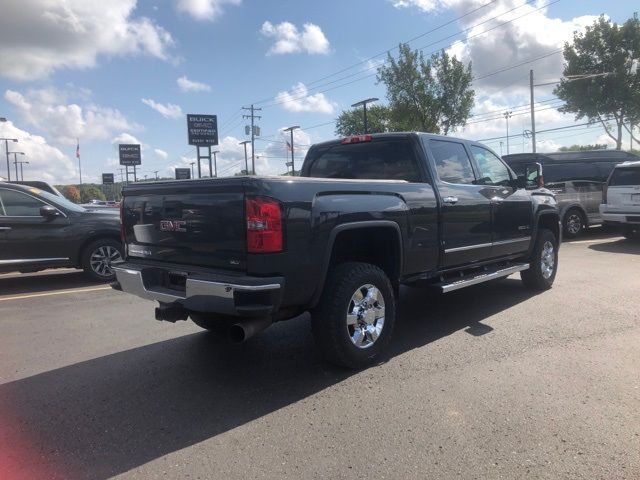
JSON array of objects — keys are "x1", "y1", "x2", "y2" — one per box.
[{"x1": 0, "y1": 229, "x2": 638, "y2": 480}]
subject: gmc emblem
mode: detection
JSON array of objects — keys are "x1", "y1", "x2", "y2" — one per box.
[{"x1": 159, "y1": 220, "x2": 187, "y2": 232}]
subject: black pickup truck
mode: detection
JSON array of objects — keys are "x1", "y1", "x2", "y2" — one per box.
[{"x1": 114, "y1": 132, "x2": 560, "y2": 368}]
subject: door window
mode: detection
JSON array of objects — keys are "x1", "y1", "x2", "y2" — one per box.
[
  {"x1": 429, "y1": 140, "x2": 476, "y2": 184},
  {"x1": 0, "y1": 189, "x2": 46, "y2": 216},
  {"x1": 470, "y1": 145, "x2": 512, "y2": 186}
]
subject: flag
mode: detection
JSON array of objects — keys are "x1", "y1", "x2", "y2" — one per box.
[
  {"x1": 76, "y1": 140, "x2": 80, "y2": 159},
  {"x1": 285, "y1": 139, "x2": 292, "y2": 152}
]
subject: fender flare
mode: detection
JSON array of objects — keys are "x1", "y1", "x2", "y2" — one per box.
[{"x1": 309, "y1": 220, "x2": 403, "y2": 308}]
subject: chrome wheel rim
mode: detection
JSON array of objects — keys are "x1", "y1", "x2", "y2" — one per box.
[
  {"x1": 541, "y1": 241, "x2": 555, "y2": 279},
  {"x1": 566, "y1": 214, "x2": 582, "y2": 235},
  {"x1": 346, "y1": 284, "x2": 385, "y2": 349},
  {"x1": 90, "y1": 245, "x2": 122, "y2": 277}
]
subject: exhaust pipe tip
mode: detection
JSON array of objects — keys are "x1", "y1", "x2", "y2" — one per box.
[{"x1": 228, "y1": 316, "x2": 272, "y2": 343}]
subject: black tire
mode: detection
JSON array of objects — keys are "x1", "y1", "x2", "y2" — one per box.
[
  {"x1": 190, "y1": 313, "x2": 234, "y2": 334},
  {"x1": 521, "y1": 229, "x2": 558, "y2": 291},
  {"x1": 311, "y1": 262, "x2": 396, "y2": 369},
  {"x1": 81, "y1": 238, "x2": 123, "y2": 282},
  {"x1": 562, "y1": 208, "x2": 585, "y2": 238},
  {"x1": 623, "y1": 225, "x2": 639, "y2": 240}
]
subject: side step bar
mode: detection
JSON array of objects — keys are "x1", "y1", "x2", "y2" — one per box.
[{"x1": 434, "y1": 263, "x2": 530, "y2": 293}]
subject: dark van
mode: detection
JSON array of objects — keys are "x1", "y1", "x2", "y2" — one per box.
[{"x1": 503, "y1": 150, "x2": 639, "y2": 237}]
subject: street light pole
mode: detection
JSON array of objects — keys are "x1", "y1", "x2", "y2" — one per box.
[
  {"x1": 351, "y1": 97, "x2": 379, "y2": 134},
  {"x1": 283, "y1": 126, "x2": 300, "y2": 175},
  {"x1": 239, "y1": 141, "x2": 250, "y2": 174},
  {"x1": 212, "y1": 150, "x2": 219, "y2": 177},
  {"x1": 189, "y1": 161, "x2": 195, "y2": 179},
  {"x1": 9, "y1": 151, "x2": 25, "y2": 179},
  {"x1": 1, "y1": 137, "x2": 18, "y2": 181},
  {"x1": 17, "y1": 161, "x2": 29, "y2": 180},
  {"x1": 503, "y1": 111, "x2": 513, "y2": 155}
]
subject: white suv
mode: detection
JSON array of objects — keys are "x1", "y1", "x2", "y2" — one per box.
[{"x1": 600, "y1": 161, "x2": 640, "y2": 239}]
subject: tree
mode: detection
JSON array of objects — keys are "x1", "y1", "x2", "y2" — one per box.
[
  {"x1": 79, "y1": 184, "x2": 106, "y2": 203},
  {"x1": 554, "y1": 15, "x2": 640, "y2": 150},
  {"x1": 558, "y1": 143, "x2": 609, "y2": 151},
  {"x1": 335, "y1": 105, "x2": 392, "y2": 136},
  {"x1": 376, "y1": 44, "x2": 474, "y2": 134},
  {"x1": 62, "y1": 185, "x2": 81, "y2": 203}
]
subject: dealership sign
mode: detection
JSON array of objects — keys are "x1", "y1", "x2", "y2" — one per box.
[
  {"x1": 102, "y1": 173, "x2": 114, "y2": 184},
  {"x1": 119, "y1": 144, "x2": 141, "y2": 166},
  {"x1": 175, "y1": 168, "x2": 191, "y2": 180},
  {"x1": 187, "y1": 114, "x2": 218, "y2": 146}
]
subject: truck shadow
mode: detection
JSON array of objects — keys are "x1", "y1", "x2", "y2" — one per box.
[
  {"x1": 0, "y1": 279, "x2": 537, "y2": 480},
  {"x1": 588, "y1": 238, "x2": 640, "y2": 255},
  {"x1": 0, "y1": 270, "x2": 97, "y2": 296}
]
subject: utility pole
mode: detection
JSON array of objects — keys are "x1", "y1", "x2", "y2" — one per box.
[
  {"x1": 503, "y1": 111, "x2": 513, "y2": 155},
  {"x1": 1, "y1": 137, "x2": 18, "y2": 181},
  {"x1": 351, "y1": 97, "x2": 378, "y2": 134},
  {"x1": 242, "y1": 105, "x2": 262, "y2": 174},
  {"x1": 283, "y1": 126, "x2": 300, "y2": 176},
  {"x1": 154, "y1": 170, "x2": 159, "y2": 180},
  {"x1": 530, "y1": 70, "x2": 536, "y2": 153},
  {"x1": 189, "y1": 162, "x2": 195, "y2": 179},
  {"x1": 118, "y1": 168, "x2": 125, "y2": 183},
  {"x1": 239, "y1": 140, "x2": 250, "y2": 174},
  {"x1": 212, "y1": 150, "x2": 219, "y2": 177}
]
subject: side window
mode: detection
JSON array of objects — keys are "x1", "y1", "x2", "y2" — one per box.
[
  {"x1": 0, "y1": 189, "x2": 46, "y2": 216},
  {"x1": 470, "y1": 145, "x2": 512, "y2": 186},
  {"x1": 429, "y1": 140, "x2": 475, "y2": 184}
]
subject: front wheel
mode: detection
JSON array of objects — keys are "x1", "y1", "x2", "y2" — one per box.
[
  {"x1": 81, "y1": 239, "x2": 123, "y2": 282},
  {"x1": 521, "y1": 229, "x2": 558, "y2": 291},
  {"x1": 311, "y1": 262, "x2": 396, "y2": 369}
]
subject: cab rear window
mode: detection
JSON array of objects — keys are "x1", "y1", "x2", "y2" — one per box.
[
  {"x1": 306, "y1": 139, "x2": 423, "y2": 182},
  {"x1": 609, "y1": 167, "x2": 640, "y2": 186}
]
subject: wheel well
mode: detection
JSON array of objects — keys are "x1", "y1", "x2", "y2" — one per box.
[
  {"x1": 76, "y1": 234, "x2": 122, "y2": 266},
  {"x1": 562, "y1": 205, "x2": 587, "y2": 224},
  {"x1": 538, "y1": 213, "x2": 560, "y2": 243},
  {"x1": 328, "y1": 227, "x2": 401, "y2": 284}
]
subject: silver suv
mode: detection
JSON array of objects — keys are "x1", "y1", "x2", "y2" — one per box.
[{"x1": 600, "y1": 161, "x2": 640, "y2": 239}]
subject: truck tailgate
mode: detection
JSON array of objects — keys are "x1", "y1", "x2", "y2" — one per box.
[{"x1": 121, "y1": 179, "x2": 247, "y2": 271}]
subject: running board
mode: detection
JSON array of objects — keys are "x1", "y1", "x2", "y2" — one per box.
[{"x1": 435, "y1": 263, "x2": 530, "y2": 293}]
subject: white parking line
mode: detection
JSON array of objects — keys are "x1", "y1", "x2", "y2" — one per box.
[
  {"x1": 0, "y1": 286, "x2": 111, "y2": 302},
  {"x1": 566, "y1": 237, "x2": 623, "y2": 245}
]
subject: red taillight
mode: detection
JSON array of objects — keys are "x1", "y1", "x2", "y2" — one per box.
[
  {"x1": 245, "y1": 196, "x2": 283, "y2": 253},
  {"x1": 341, "y1": 134, "x2": 372, "y2": 145},
  {"x1": 119, "y1": 202, "x2": 125, "y2": 243}
]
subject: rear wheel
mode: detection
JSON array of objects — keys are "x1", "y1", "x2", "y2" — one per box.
[
  {"x1": 563, "y1": 208, "x2": 585, "y2": 238},
  {"x1": 623, "y1": 225, "x2": 639, "y2": 240},
  {"x1": 81, "y1": 239, "x2": 123, "y2": 282},
  {"x1": 311, "y1": 262, "x2": 395, "y2": 369},
  {"x1": 521, "y1": 229, "x2": 558, "y2": 291}
]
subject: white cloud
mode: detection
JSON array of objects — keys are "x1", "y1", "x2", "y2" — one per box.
[
  {"x1": 141, "y1": 98, "x2": 184, "y2": 119},
  {"x1": 390, "y1": 0, "x2": 440, "y2": 11},
  {"x1": 5, "y1": 88, "x2": 138, "y2": 146},
  {"x1": 0, "y1": 0, "x2": 174, "y2": 81},
  {"x1": 274, "y1": 82, "x2": 336, "y2": 114},
  {"x1": 176, "y1": 0, "x2": 241, "y2": 21},
  {"x1": 261, "y1": 21, "x2": 330, "y2": 55},
  {"x1": 111, "y1": 133, "x2": 144, "y2": 146},
  {"x1": 177, "y1": 75, "x2": 212, "y2": 92},
  {"x1": 154, "y1": 148, "x2": 169, "y2": 159},
  {"x1": 0, "y1": 121, "x2": 76, "y2": 184}
]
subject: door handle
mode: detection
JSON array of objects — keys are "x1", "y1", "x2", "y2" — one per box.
[
  {"x1": 0, "y1": 226, "x2": 11, "y2": 231},
  {"x1": 442, "y1": 196, "x2": 459, "y2": 205}
]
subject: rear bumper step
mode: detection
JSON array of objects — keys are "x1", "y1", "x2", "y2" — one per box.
[{"x1": 434, "y1": 263, "x2": 529, "y2": 293}]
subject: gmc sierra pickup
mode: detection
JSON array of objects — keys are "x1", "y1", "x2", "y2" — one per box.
[{"x1": 113, "y1": 132, "x2": 560, "y2": 368}]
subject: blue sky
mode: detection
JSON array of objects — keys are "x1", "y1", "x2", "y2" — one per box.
[{"x1": 0, "y1": 0, "x2": 636, "y2": 184}]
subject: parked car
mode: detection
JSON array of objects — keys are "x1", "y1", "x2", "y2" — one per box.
[
  {"x1": 600, "y1": 160, "x2": 640, "y2": 239},
  {"x1": 112, "y1": 132, "x2": 560, "y2": 368},
  {"x1": 0, "y1": 183, "x2": 123, "y2": 281},
  {"x1": 503, "y1": 150, "x2": 639, "y2": 238}
]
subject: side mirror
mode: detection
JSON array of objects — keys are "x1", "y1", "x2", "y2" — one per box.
[
  {"x1": 40, "y1": 205, "x2": 60, "y2": 218},
  {"x1": 524, "y1": 162, "x2": 544, "y2": 189}
]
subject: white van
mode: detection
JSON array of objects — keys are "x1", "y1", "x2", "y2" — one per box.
[{"x1": 600, "y1": 161, "x2": 640, "y2": 239}]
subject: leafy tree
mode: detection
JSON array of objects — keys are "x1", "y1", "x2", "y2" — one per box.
[
  {"x1": 62, "y1": 185, "x2": 81, "y2": 203},
  {"x1": 79, "y1": 184, "x2": 106, "y2": 203},
  {"x1": 555, "y1": 15, "x2": 640, "y2": 150},
  {"x1": 558, "y1": 143, "x2": 609, "y2": 151},
  {"x1": 335, "y1": 105, "x2": 392, "y2": 136},
  {"x1": 376, "y1": 44, "x2": 474, "y2": 134}
]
